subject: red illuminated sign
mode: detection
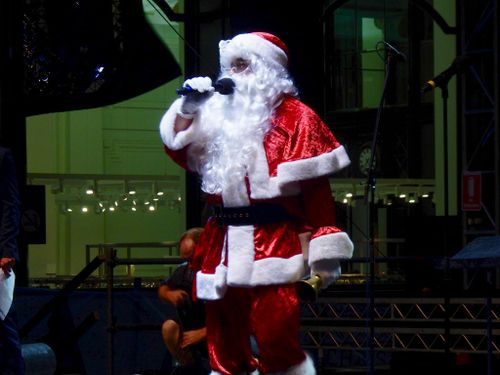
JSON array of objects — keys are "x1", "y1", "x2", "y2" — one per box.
[{"x1": 462, "y1": 172, "x2": 481, "y2": 211}]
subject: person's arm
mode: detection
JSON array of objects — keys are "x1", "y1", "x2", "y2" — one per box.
[
  {"x1": 0, "y1": 149, "x2": 21, "y2": 275},
  {"x1": 0, "y1": 258, "x2": 16, "y2": 275},
  {"x1": 300, "y1": 177, "x2": 354, "y2": 288},
  {"x1": 158, "y1": 284, "x2": 189, "y2": 307},
  {"x1": 181, "y1": 327, "x2": 207, "y2": 348},
  {"x1": 160, "y1": 77, "x2": 213, "y2": 148},
  {"x1": 173, "y1": 77, "x2": 213, "y2": 134}
]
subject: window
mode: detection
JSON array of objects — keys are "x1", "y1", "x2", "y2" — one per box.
[{"x1": 324, "y1": 0, "x2": 420, "y2": 111}]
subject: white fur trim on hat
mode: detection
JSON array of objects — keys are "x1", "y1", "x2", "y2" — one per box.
[{"x1": 220, "y1": 33, "x2": 288, "y2": 68}]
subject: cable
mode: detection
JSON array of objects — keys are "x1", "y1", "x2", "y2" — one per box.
[
  {"x1": 145, "y1": 0, "x2": 202, "y2": 61},
  {"x1": 375, "y1": 41, "x2": 387, "y2": 62}
]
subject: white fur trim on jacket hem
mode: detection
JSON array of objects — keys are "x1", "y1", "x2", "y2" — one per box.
[
  {"x1": 208, "y1": 355, "x2": 314, "y2": 374},
  {"x1": 227, "y1": 225, "x2": 255, "y2": 285},
  {"x1": 249, "y1": 254, "x2": 305, "y2": 285},
  {"x1": 210, "y1": 371, "x2": 258, "y2": 375},
  {"x1": 246, "y1": 145, "x2": 349, "y2": 201},
  {"x1": 277, "y1": 145, "x2": 350, "y2": 188},
  {"x1": 196, "y1": 254, "x2": 305, "y2": 299},
  {"x1": 267, "y1": 353, "x2": 316, "y2": 375},
  {"x1": 196, "y1": 265, "x2": 228, "y2": 300}
]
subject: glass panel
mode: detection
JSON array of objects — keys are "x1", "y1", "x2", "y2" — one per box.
[
  {"x1": 325, "y1": 0, "x2": 412, "y2": 111},
  {"x1": 361, "y1": 17, "x2": 385, "y2": 108}
]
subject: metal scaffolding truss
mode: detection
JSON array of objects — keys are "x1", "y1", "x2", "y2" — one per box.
[
  {"x1": 459, "y1": 0, "x2": 500, "y2": 240},
  {"x1": 300, "y1": 296, "x2": 500, "y2": 354}
]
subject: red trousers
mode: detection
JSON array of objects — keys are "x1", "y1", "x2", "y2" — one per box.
[{"x1": 205, "y1": 283, "x2": 305, "y2": 374}]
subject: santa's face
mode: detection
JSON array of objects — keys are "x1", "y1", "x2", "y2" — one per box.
[
  {"x1": 228, "y1": 57, "x2": 250, "y2": 75},
  {"x1": 219, "y1": 54, "x2": 276, "y2": 106},
  {"x1": 220, "y1": 54, "x2": 263, "y2": 99}
]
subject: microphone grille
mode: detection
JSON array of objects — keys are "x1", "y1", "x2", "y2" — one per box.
[{"x1": 214, "y1": 78, "x2": 235, "y2": 95}]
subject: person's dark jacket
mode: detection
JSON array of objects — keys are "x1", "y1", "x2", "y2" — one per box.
[{"x1": 0, "y1": 147, "x2": 21, "y2": 261}]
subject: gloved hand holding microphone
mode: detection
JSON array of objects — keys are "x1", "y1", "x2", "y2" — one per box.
[
  {"x1": 176, "y1": 76, "x2": 235, "y2": 119},
  {"x1": 177, "y1": 76, "x2": 215, "y2": 118}
]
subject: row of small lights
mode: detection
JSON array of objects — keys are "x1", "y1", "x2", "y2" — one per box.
[
  {"x1": 62, "y1": 185, "x2": 182, "y2": 214},
  {"x1": 63, "y1": 183, "x2": 433, "y2": 212},
  {"x1": 339, "y1": 192, "x2": 432, "y2": 205},
  {"x1": 67, "y1": 192, "x2": 431, "y2": 212}
]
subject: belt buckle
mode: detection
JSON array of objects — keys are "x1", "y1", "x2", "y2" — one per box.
[{"x1": 211, "y1": 205, "x2": 225, "y2": 227}]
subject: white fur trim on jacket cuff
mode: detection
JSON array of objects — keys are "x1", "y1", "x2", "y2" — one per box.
[
  {"x1": 308, "y1": 231, "x2": 354, "y2": 264},
  {"x1": 308, "y1": 232, "x2": 353, "y2": 287},
  {"x1": 177, "y1": 110, "x2": 195, "y2": 119},
  {"x1": 159, "y1": 98, "x2": 199, "y2": 150}
]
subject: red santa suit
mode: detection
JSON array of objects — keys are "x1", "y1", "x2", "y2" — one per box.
[{"x1": 160, "y1": 32, "x2": 353, "y2": 375}]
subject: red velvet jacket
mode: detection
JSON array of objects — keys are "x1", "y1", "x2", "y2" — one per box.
[{"x1": 160, "y1": 95, "x2": 354, "y2": 300}]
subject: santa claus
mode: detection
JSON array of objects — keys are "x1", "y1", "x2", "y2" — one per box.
[{"x1": 160, "y1": 32, "x2": 354, "y2": 375}]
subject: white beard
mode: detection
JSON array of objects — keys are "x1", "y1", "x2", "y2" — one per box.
[
  {"x1": 188, "y1": 75, "x2": 273, "y2": 196},
  {"x1": 186, "y1": 57, "x2": 297, "y2": 199}
]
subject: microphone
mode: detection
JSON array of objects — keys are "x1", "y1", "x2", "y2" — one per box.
[
  {"x1": 176, "y1": 78, "x2": 235, "y2": 96},
  {"x1": 382, "y1": 41, "x2": 407, "y2": 62},
  {"x1": 421, "y1": 55, "x2": 472, "y2": 94}
]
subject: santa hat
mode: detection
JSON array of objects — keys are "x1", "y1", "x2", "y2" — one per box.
[{"x1": 219, "y1": 32, "x2": 289, "y2": 68}]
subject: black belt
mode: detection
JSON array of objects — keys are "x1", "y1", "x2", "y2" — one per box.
[{"x1": 210, "y1": 204, "x2": 295, "y2": 226}]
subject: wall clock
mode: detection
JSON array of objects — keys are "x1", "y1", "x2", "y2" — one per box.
[{"x1": 357, "y1": 143, "x2": 377, "y2": 176}]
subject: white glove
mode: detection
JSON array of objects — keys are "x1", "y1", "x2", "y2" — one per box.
[
  {"x1": 179, "y1": 76, "x2": 214, "y2": 115},
  {"x1": 310, "y1": 259, "x2": 342, "y2": 288}
]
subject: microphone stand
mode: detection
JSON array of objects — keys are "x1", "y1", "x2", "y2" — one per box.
[
  {"x1": 363, "y1": 51, "x2": 400, "y2": 375},
  {"x1": 421, "y1": 75, "x2": 452, "y2": 367},
  {"x1": 437, "y1": 80, "x2": 452, "y2": 366}
]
